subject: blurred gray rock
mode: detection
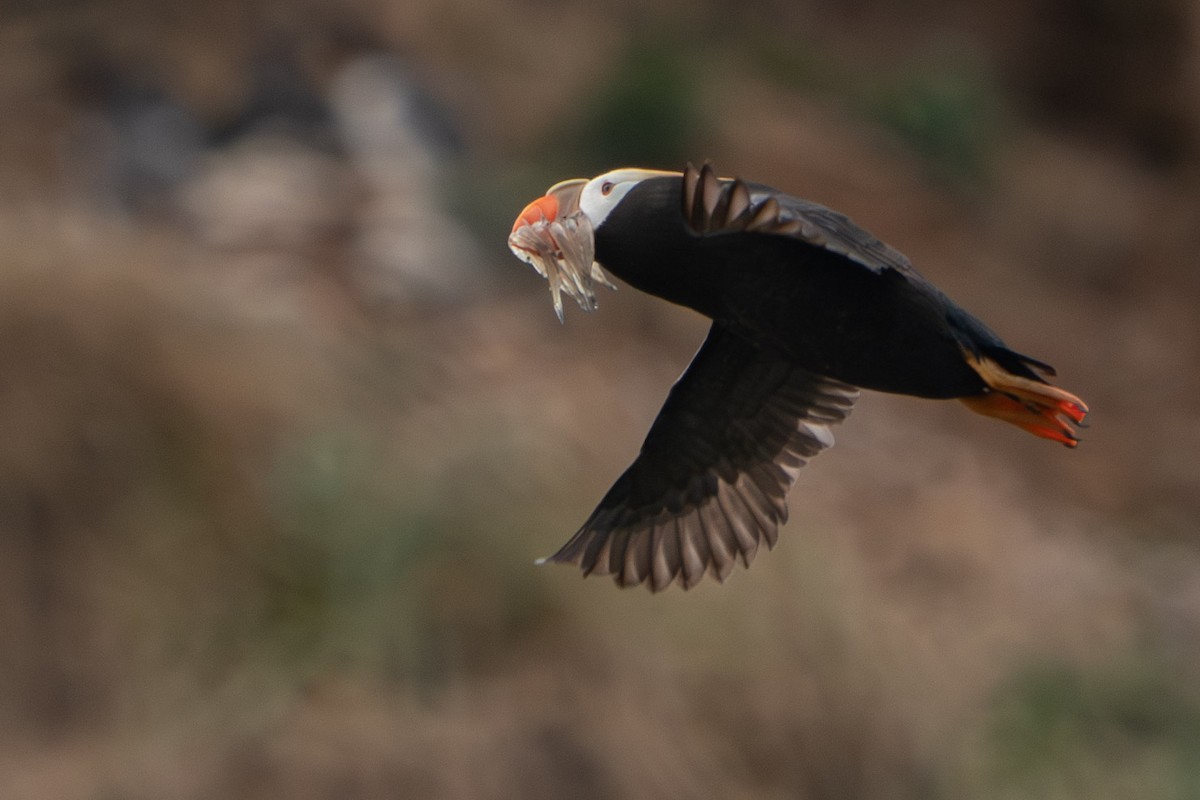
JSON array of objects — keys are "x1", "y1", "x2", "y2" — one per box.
[{"x1": 329, "y1": 50, "x2": 481, "y2": 308}]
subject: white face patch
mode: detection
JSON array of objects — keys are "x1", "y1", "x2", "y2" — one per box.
[{"x1": 577, "y1": 168, "x2": 678, "y2": 230}]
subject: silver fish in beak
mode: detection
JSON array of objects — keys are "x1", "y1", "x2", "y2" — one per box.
[{"x1": 509, "y1": 178, "x2": 616, "y2": 322}]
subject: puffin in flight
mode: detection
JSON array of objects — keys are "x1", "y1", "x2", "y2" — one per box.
[{"x1": 509, "y1": 164, "x2": 1087, "y2": 592}]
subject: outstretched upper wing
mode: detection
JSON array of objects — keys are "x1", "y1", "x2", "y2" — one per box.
[
  {"x1": 540, "y1": 323, "x2": 858, "y2": 591},
  {"x1": 682, "y1": 162, "x2": 922, "y2": 279}
]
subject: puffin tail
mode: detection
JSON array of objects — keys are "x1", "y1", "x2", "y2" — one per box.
[{"x1": 959, "y1": 349, "x2": 1088, "y2": 447}]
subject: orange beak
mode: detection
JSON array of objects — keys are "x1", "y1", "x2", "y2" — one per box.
[
  {"x1": 511, "y1": 178, "x2": 588, "y2": 235},
  {"x1": 512, "y1": 194, "x2": 560, "y2": 233}
]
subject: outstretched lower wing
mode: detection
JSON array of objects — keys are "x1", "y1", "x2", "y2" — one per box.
[{"x1": 540, "y1": 323, "x2": 858, "y2": 591}]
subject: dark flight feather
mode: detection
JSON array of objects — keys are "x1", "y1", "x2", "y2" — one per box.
[{"x1": 539, "y1": 323, "x2": 857, "y2": 591}]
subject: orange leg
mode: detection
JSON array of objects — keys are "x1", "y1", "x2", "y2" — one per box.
[
  {"x1": 960, "y1": 352, "x2": 1088, "y2": 447},
  {"x1": 961, "y1": 391, "x2": 1084, "y2": 447}
]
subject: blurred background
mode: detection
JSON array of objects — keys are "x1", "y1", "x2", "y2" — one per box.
[{"x1": 1, "y1": 0, "x2": 1199, "y2": 797}]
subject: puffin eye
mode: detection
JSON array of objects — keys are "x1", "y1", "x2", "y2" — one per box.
[{"x1": 600, "y1": 181, "x2": 614, "y2": 196}]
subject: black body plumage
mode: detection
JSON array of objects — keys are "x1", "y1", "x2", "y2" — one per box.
[{"x1": 594, "y1": 174, "x2": 1007, "y2": 398}]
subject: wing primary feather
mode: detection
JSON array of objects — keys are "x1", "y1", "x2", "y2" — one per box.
[
  {"x1": 649, "y1": 523, "x2": 672, "y2": 592},
  {"x1": 698, "y1": 500, "x2": 737, "y2": 582},
  {"x1": 749, "y1": 460, "x2": 789, "y2": 501},
  {"x1": 621, "y1": 524, "x2": 652, "y2": 587},
  {"x1": 727, "y1": 180, "x2": 752, "y2": 225},
  {"x1": 748, "y1": 197, "x2": 780, "y2": 231},
  {"x1": 709, "y1": 185, "x2": 732, "y2": 230},
  {"x1": 579, "y1": 529, "x2": 611, "y2": 567},
  {"x1": 682, "y1": 162, "x2": 700, "y2": 224},
  {"x1": 710, "y1": 178, "x2": 747, "y2": 230},
  {"x1": 699, "y1": 163, "x2": 722, "y2": 226},
  {"x1": 735, "y1": 476, "x2": 782, "y2": 543},
  {"x1": 586, "y1": 532, "x2": 613, "y2": 577},
  {"x1": 717, "y1": 489, "x2": 760, "y2": 567},
  {"x1": 657, "y1": 518, "x2": 682, "y2": 590},
  {"x1": 671, "y1": 523, "x2": 691, "y2": 592},
  {"x1": 720, "y1": 494, "x2": 758, "y2": 563},
  {"x1": 606, "y1": 528, "x2": 632, "y2": 578},
  {"x1": 679, "y1": 521, "x2": 706, "y2": 589}
]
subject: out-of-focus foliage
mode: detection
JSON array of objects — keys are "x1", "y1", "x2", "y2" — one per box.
[
  {"x1": 983, "y1": 661, "x2": 1200, "y2": 799},
  {"x1": 574, "y1": 39, "x2": 701, "y2": 172},
  {"x1": 867, "y1": 65, "x2": 1002, "y2": 184}
]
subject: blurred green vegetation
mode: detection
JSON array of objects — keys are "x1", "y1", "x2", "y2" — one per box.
[
  {"x1": 746, "y1": 31, "x2": 1003, "y2": 185},
  {"x1": 981, "y1": 660, "x2": 1200, "y2": 799},
  {"x1": 867, "y1": 65, "x2": 1003, "y2": 184},
  {"x1": 574, "y1": 39, "x2": 702, "y2": 172},
  {"x1": 255, "y1": 422, "x2": 559, "y2": 690},
  {"x1": 745, "y1": 31, "x2": 847, "y2": 96}
]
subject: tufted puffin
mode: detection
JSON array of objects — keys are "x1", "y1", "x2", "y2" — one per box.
[{"x1": 509, "y1": 163, "x2": 1087, "y2": 592}]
